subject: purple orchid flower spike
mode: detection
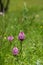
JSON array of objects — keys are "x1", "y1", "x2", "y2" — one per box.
[
  {"x1": 8, "y1": 36, "x2": 14, "y2": 41},
  {"x1": 18, "y1": 31, "x2": 25, "y2": 41},
  {"x1": 12, "y1": 47, "x2": 19, "y2": 55}
]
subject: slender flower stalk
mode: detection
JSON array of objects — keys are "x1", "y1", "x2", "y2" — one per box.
[
  {"x1": 20, "y1": 41, "x2": 22, "y2": 58},
  {"x1": 12, "y1": 47, "x2": 19, "y2": 65},
  {"x1": 7, "y1": 36, "x2": 14, "y2": 52},
  {"x1": 18, "y1": 31, "x2": 25, "y2": 59}
]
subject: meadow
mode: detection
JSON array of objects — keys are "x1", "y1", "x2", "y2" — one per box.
[{"x1": 0, "y1": 0, "x2": 43, "y2": 65}]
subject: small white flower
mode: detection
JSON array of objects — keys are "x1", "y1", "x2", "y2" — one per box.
[
  {"x1": 15, "y1": 18, "x2": 17, "y2": 21},
  {"x1": 36, "y1": 60, "x2": 40, "y2": 65},
  {"x1": 24, "y1": 2, "x2": 27, "y2": 7},
  {"x1": 35, "y1": 14, "x2": 39, "y2": 18},
  {"x1": 0, "y1": 12, "x2": 4, "y2": 16},
  {"x1": 11, "y1": 26, "x2": 13, "y2": 29}
]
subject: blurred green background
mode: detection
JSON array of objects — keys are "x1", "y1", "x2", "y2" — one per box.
[{"x1": 9, "y1": 0, "x2": 43, "y2": 11}]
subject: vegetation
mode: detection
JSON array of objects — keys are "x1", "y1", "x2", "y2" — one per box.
[{"x1": 0, "y1": 0, "x2": 43, "y2": 65}]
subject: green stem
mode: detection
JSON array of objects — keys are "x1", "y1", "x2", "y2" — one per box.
[
  {"x1": 15, "y1": 55, "x2": 19, "y2": 65},
  {"x1": 20, "y1": 41, "x2": 22, "y2": 59}
]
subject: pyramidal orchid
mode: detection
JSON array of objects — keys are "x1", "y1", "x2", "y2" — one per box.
[
  {"x1": 12, "y1": 47, "x2": 19, "y2": 55},
  {"x1": 8, "y1": 36, "x2": 14, "y2": 41},
  {"x1": 18, "y1": 31, "x2": 25, "y2": 41},
  {"x1": 18, "y1": 31, "x2": 25, "y2": 58}
]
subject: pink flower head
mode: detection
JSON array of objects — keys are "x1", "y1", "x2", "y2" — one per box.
[
  {"x1": 8, "y1": 36, "x2": 14, "y2": 41},
  {"x1": 12, "y1": 47, "x2": 19, "y2": 55},
  {"x1": 18, "y1": 32, "x2": 25, "y2": 41}
]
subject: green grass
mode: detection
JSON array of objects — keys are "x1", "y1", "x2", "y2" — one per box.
[
  {"x1": 0, "y1": 0, "x2": 43, "y2": 65},
  {"x1": 9, "y1": 0, "x2": 43, "y2": 11}
]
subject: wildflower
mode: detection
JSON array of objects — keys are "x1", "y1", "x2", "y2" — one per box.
[
  {"x1": 24, "y1": 2, "x2": 27, "y2": 8},
  {"x1": 12, "y1": 47, "x2": 19, "y2": 55},
  {"x1": 4, "y1": 37, "x2": 6, "y2": 40},
  {"x1": 0, "y1": 12, "x2": 4, "y2": 16},
  {"x1": 11, "y1": 26, "x2": 13, "y2": 29},
  {"x1": 8, "y1": 36, "x2": 14, "y2": 41},
  {"x1": 40, "y1": 26, "x2": 43, "y2": 28},
  {"x1": 35, "y1": 14, "x2": 39, "y2": 18},
  {"x1": 36, "y1": 60, "x2": 40, "y2": 65},
  {"x1": 18, "y1": 31, "x2": 25, "y2": 41}
]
